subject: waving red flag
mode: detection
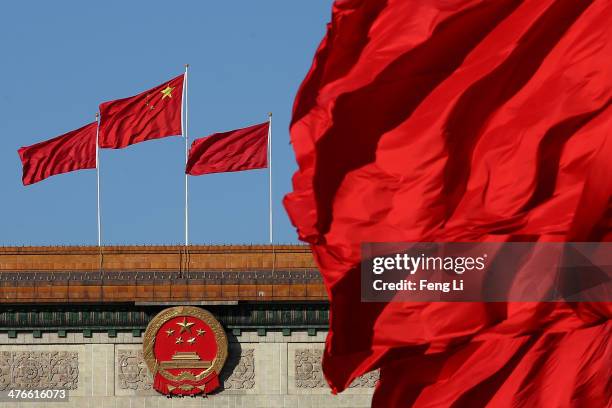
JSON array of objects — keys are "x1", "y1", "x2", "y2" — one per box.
[
  {"x1": 98, "y1": 74, "x2": 184, "y2": 148},
  {"x1": 186, "y1": 122, "x2": 269, "y2": 176},
  {"x1": 18, "y1": 122, "x2": 97, "y2": 185},
  {"x1": 284, "y1": 0, "x2": 611, "y2": 406}
]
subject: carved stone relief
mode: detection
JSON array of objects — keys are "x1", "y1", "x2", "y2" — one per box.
[
  {"x1": 222, "y1": 348, "x2": 255, "y2": 390},
  {"x1": 0, "y1": 351, "x2": 78, "y2": 390},
  {"x1": 295, "y1": 349, "x2": 378, "y2": 388},
  {"x1": 117, "y1": 349, "x2": 152, "y2": 391},
  {"x1": 348, "y1": 369, "x2": 380, "y2": 388},
  {"x1": 295, "y1": 349, "x2": 326, "y2": 388}
]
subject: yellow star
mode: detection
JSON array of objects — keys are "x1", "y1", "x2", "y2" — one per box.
[
  {"x1": 175, "y1": 336, "x2": 184, "y2": 344},
  {"x1": 187, "y1": 337, "x2": 196, "y2": 345},
  {"x1": 161, "y1": 85, "x2": 174, "y2": 99},
  {"x1": 196, "y1": 329, "x2": 205, "y2": 336},
  {"x1": 165, "y1": 329, "x2": 175, "y2": 336},
  {"x1": 177, "y1": 318, "x2": 195, "y2": 334}
]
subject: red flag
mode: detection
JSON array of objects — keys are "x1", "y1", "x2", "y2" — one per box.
[
  {"x1": 186, "y1": 122, "x2": 269, "y2": 176},
  {"x1": 18, "y1": 122, "x2": 97, "y2": 186},
  {"x1": 98, "y1": 74, "x2": 184, "y2": 148},
  {"x1": 284, "y1": 0, "x2": 611, "y2": 406}
]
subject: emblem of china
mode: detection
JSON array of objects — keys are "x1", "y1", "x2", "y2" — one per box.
[{"x1": 143, "y1": 306, "x2": 228, "y2": 396}]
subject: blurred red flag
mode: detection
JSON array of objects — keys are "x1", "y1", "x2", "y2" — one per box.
[
  {"x1": 98, "y1": 74, "x2": 184, "y2": 148},
  {"x1": 186, "y1": 122, "x2": 269, "y2": 176},
  {"x1": 18, "y1": 122, "x2": 97, "y2": 185},
  {"x1": 284, "y1": 0, "x2": 611, "y2": 406}
]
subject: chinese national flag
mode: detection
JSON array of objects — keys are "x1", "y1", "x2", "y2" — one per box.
[
  {"x1": 18, "y1": 122, "x2": 97, "y2": 186},
  {"x1": 186, "y1": 122, "x2": 269, "y2": 176},
  {"x1": 284, "y1": 0, "x2": 611, "y2": 407},
  {"x1": 98, "y1": 74, "x2": 184, "y2": 148}
]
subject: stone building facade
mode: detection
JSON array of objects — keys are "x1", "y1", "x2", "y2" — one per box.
[
  {"x1": 0, "y1": 246, "x2": 374, "y2": 407},
  {"x1": 0, "y1": 329, "x2": 374, "y2": 407}
]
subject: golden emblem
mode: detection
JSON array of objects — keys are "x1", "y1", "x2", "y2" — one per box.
[{"x1": 142, "y1": 306, "x2": 228, "y2": 395}]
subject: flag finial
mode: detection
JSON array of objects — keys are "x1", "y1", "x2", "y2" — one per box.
[{"x1": 268, "y1": 112, "x2": 272, "y2": 118}]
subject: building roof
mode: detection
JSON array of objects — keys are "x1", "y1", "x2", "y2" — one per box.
[{"x1": 0, "y1": 245, "x2": 325, "y2": 304}]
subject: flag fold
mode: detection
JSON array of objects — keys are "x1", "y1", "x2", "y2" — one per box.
[
  {"x1": 283, "y1": 0, "x2": 612, "y2": 406},
  {"x1": 186, "y1": 122, "x2": 269, "y2": 176},
  {"x1": 18, "y1": 122, "x2": 97, "y2": 186},
  {"x1": 98, "y1": 74, "x2": 184, "y2": 149}
]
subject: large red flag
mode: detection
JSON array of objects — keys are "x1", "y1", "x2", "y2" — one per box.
[
  {"x1": 186, "y1": 122, "x2": 269, "y2": 176},
  {"x1": 18, "y1": 122, "x2": 97, "y2": 186},
  {"x1": 284, "y1": 0, "x2": 611, "y2": 406},
  {"x1": 98, "y1": 74, "x2": 184, "y2": 148}
]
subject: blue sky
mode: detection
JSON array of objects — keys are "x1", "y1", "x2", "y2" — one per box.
[{"x1": 0, "y1": 1, "x2": 331, "y2": 246}]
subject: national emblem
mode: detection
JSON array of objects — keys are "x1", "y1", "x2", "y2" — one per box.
[{"x1": 143, "y1": 306, "x2": 228, "y2": 396}]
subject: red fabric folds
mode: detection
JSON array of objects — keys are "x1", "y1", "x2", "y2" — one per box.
[
  {"x1": 98, "y1": 74, "x2": 184, "y2": 148},
  {"x1": 18, "y1": 122, "x2": 97, "y2": 185},
  {"x1": 283, "y1": 0, "x2": 612, "y2": 406},
  {"x1": 186, "y1": 122, "x2": 269, "y2": 176},
  {"x1": 373, "y1": 321, "x2": 611, "y2": 407}
]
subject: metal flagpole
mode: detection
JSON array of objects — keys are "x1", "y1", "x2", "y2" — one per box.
[
  {"x1": 95, "y1": 113, "x2": 102, "y2": 247},
  {"x1": 184, "y1": 64, "x2": 189, "y2": 247},
  {"x1": 95, "y1": 112, "x2": 103, "y2": 273},
  {"x1": 268, "y1": 112, "x2": 273, "y2": 244}
]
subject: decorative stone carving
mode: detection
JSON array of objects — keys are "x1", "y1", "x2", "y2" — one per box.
[
  {"x1": 295, "y1": 349, "x2": 326, "y2": 388},
  {"x1": 222, "y1": 348, "x2": 255, "y2": 390},
  {"x1": 349, "y1": 369, "x2": 379, "y2": 388},
  {"x1": 0, "y1": 351, "x2": 78, "y2": 390},
  {"x1": 116, "y1": 348, "x2": 256, "y2": 391},
  {"x1": 295, "y1": 349, "x2": 378, "y2": 388},
  {"x1": 117, "y1": 350, "x2": 152, "y2": 391}
]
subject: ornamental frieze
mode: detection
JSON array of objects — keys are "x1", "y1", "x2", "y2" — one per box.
[
  {"x1": 295, "y1": 349, "x2": 378, "y2": 388},
  {"x1": 348, "y1": 369, "x2": 380, "y2": 388},
  {"x1": 0, "y1": 351, "x2": 78, "y2": 390},
  {"x1": 222, "y1": 348, "x2": 255, "y2": 390},
  {"x1": 117, "y1": 350, "x2": 152, "y2": 391}
]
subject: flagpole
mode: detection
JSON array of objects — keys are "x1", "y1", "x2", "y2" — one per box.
[
  {"x1": 95, "y1": 113, "x2": 102, "y2": 248},
  {"x1": 184, "y1": 64, "x2": 189, "y2": 247},
  {"x1": 268, "y1": 112, "x2": 273, "y2": 244}
]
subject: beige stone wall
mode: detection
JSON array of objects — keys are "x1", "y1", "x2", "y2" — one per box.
[{"x1": 0, "y1": 332, "x2": 374, "y2": 408}]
